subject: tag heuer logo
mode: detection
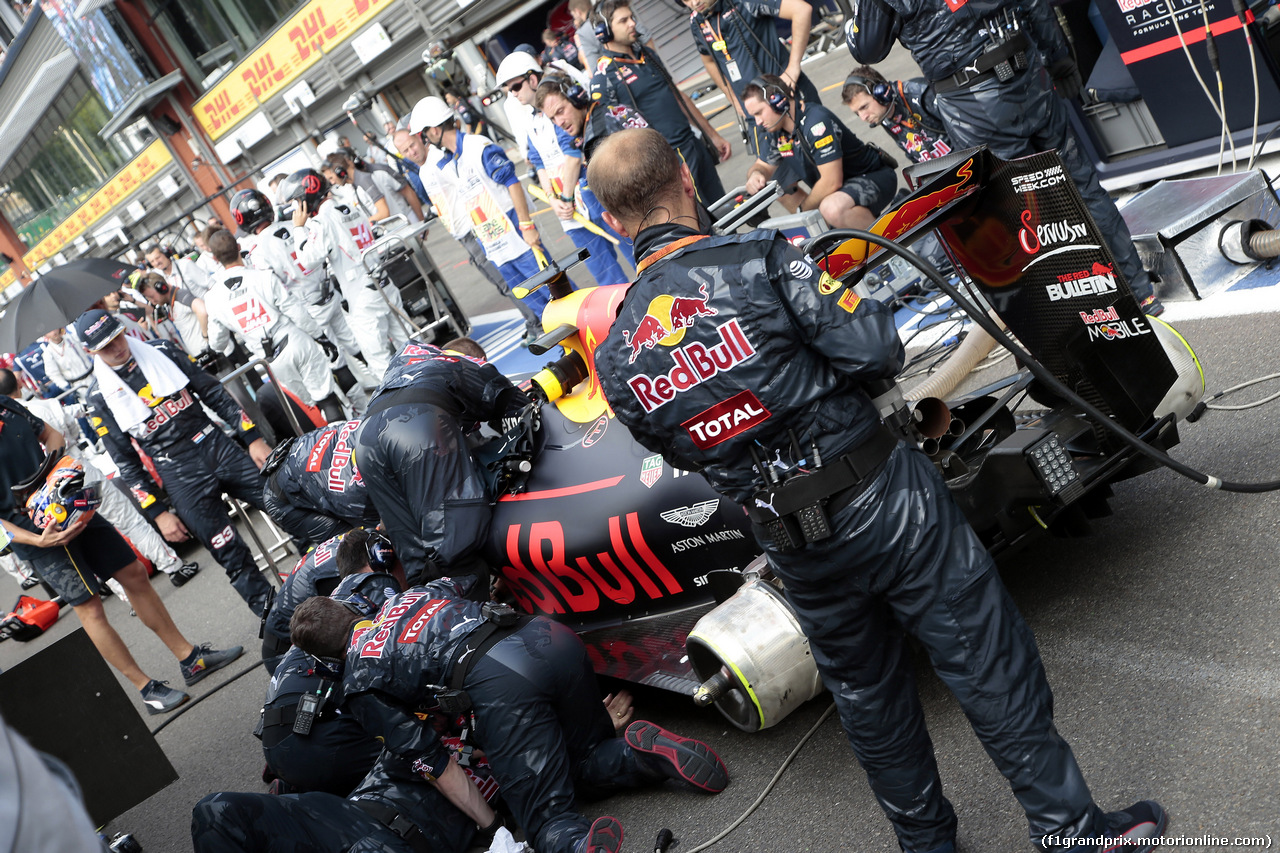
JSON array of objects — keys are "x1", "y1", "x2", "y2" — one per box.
[
  {"x1": 640, "y1": 454, "x2": 663, "y2": 488},
  {"x1": 660, "y1": 499, "x2": 719, "y2": 528}
]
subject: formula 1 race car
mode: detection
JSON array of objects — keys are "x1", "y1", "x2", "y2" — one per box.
[{"x1": 477, "y1": 145, "x2": 1205, "y2": 732}]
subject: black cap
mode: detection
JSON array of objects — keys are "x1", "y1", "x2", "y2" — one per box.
[{"x1": 73, "y1": 309, "x2": 125, "y2": 352}]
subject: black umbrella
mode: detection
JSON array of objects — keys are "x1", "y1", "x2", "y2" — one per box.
[{"x1": 0, "y1": 257, "x2": 136, "y2": 354}]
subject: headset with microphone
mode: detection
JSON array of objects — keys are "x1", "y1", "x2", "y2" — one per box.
[
  {"x1": 593, "y1": 9, "x2": 613, "y2": 45},
  {"x1": 552, "y1": 75, "x2": 591, "y2": 108},
  {"x1": 844, "y1": 73, "x2": 893, "y2": 106},
  {"x1": 749, "y1": 76, "x2": 792, "y2": 114},
  {"x1": 364, "y1": 529, "x2": 396, "y2": 571}
]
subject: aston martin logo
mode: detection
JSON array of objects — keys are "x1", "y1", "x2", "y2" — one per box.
[{"x1": 660, "y1": 499, "x2": 719, "y2": 528}]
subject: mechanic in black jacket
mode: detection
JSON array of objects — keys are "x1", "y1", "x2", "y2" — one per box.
[
  {"x1": 352, "y1": 338, "x2": 527, "y2": 587},
  {"x1": 75, "y1": 309, "x2": 275, "y2": 616},
  {"x1": 258, "y1": 561, "x2": 402, "y2": 796},
  {"x1": 192, "y1": 752, "x2": 476, "y2": 853},
  {"x1": 290, "y1": 574, "x2": 729, "y2": 853},
  {"x1": 263, "y1": 530, "x2": 343, "y2": 671},
  {"x1": 845, "y1": 0, "x2": 1163, "y2": 315},
  {"x1": 261, "y1": 419, "x2": 381, "y2": 548},
  {"x1": 197, "y1": 580, "x2": 473, "y2": 853},
  {"x1": 262, "y1": 528, "x2": 405, "y2": 670},
  {"x1": 587, "y1": 129, "x2": 1167, "y2": 853}
]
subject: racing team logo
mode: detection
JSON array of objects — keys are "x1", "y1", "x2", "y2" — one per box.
[
  {"x1": 660, "y1": 499, "x2": 720, "y2": 528},
  {"x1": 621, "y1": 283, "x2": 717, "y2": 363},
  {"x1": 1079, "y1": 306, "x2": 1120, "y2": 325}
]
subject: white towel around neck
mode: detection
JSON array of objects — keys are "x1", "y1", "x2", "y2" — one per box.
[{"x1": 92, "y1": 337, "x2": 191, "y2": 432}]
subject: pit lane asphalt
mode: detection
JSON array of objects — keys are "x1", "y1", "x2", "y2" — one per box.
[{"x1": 5, "y1": 47, "x2": 1280, "y2": 853}]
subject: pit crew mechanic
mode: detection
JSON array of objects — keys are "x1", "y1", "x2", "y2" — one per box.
[
  {"x1": 684, "y1": 0, "x2": 817, "y2": 162},
  {"x1": 192, "y1": 750, "x2": 477, "y2": 853},
  {"x1": 257, "y1": 536, "x2": 404, "y2": 796},
  {"x1": 587, "y1": 129, "x2": 1168, "y2": 853},
  {"x1": 260, "y1": 528, "x2": 402, "y2": 670},
  {"x1": 199, "y1": 566, "x2": 474, "y2": 853},
  {"x1": 589, "y1": 0, "x2": 730, "y2": 205},
  {"x1": 741, "y1": 74, "x2": 897, "y2": 229},
  {"x1": 281, "y1": 167, "x2": 410, "y2": 380},
  {"x1": 846, "y1": 0, "x2": 1164, "y2": 314},
  {"x1": 202, "y1": 229, "x2": 347, "y2": 424},
  {"x1": 76, "y1": 309, "x2": 277, "y2": 616},
  {"x1": 351, "y1": 337, "x2": 527, "y2": 587},
  {"x1": 290, "y1": 573, "x2": 728, "y2": 853},
  {"x1": 231, "y1": 187, "x2": 370, "y2": 390},
  {"x1": 261, "y1": 418, "x2": 382, "y2": 550},
  {"x1": 495, "y1": 52, "x2": 632, "y2": 284},
  {"x1": 841, "y1": 65, "x2": 953, "y2": 164}
]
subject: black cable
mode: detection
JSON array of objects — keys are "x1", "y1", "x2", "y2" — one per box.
[
  {"x1": 149, "y1": 658, "x2": 264, "y2": 736},
  {"x1": 809, "y1": 229, "x2": 1280, "y2": 493}
]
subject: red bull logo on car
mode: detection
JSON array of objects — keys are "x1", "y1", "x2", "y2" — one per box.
[{"x1": 621, "y1": 283, "x2": 717, "y2": 364}]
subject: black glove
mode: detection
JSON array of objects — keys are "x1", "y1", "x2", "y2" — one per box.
[
  {"x1": 316, "y1": 334, "x2": 339, "y2": 362},
  {"x1": 1048, "y1": 57, "x2": 1083, "y2": 101},
  {"x1": 193, "y1": 349, "x2": 218, "y2": 370}
]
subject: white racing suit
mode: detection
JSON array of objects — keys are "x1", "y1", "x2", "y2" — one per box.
[
  {"x1": 294, "y1": 198, "x2": 409, "y2": 382},
  {"x1": 243, "y1": 226, "x2": 368, "y2": 373},
  {"x1": 204, "y1": 265, "x2": 341, "y2": 419}
]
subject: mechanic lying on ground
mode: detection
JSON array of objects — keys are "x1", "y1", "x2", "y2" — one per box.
[{"x1": 587, "y1": 127, "x2": 1168, "y2": 853}]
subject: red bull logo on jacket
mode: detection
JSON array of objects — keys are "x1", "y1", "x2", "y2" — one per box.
[
  {"x1": 626, "y1": 319, "x2": 757, "y2": 413},
  {"x1": 621, "y1": 283, "x2": 718, "y2": 364}
]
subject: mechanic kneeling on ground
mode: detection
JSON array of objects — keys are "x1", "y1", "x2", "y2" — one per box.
[
  {"x1": 290, "y1": 569, "x2": 729, "y2": 853},
  {"x1": 77, "y1": 309, "x2": 277, "y2": 616},
  {"x1": 741, "y1": 74, "x2": 898, "y2": 230},
  {"x1": 258, "y1": 535, "x2": 404, "y2": 796},
  {"x1": 261, "y1": 418, "x2": 382, "y2": 550},
  {"x1": 587, "y1": 128, "x2": 1168, "y2": 853},
  {"x1": 351, "y1": 337, "x2": 526, "y2": 588},
  {"x1": 196, "y1": 577, "x2": 474, "y2": 853},
  {"x1": 261, "y1": 528, "x2": 404, "y2": 673}
]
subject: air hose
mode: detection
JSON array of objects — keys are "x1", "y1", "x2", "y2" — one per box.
[{"x1": 813, "y1": 229, "x2": 1280, "y2": 493}]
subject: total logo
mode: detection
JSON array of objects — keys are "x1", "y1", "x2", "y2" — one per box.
[
  {"x1": 682, "y1": 389, "x2": 771, "y2": 449},
  {"x1": 1047, "y1": 263, "x2": 1118, "y2": 301},
  {"x1": 622, "y1": 283, "x2": 717, "y2": 364},
  {"x1": 626, "y1": 319, "x2": 757, "y2": 413},
  {"x1": 1087, "y1": 317, "x2": 1152, "y2": 342}
]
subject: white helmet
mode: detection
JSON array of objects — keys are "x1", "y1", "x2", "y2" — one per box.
[
  {"x1": 409, "y1": 96, "x2": 456, "y2": 134},
  {"x1": 495, "y1": 51, "x2": 543, "y2": 87},
  {"x1": 315, "y1": 137, "x2": 342, "y2": 159}
]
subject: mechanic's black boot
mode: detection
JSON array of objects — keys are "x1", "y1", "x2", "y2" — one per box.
[
  {"x1": 579, "y1": 816, "x2": 622, "y2": 853},
  {"x1": 624, "y1": 720, "x2": 729, "y2": 793},
  {"x1": 317, "y1": 393, "x2": 345, "y2": 423},
  {"x1": 1099, "y1": 801, "x2": 1167, "y2": 852}
]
